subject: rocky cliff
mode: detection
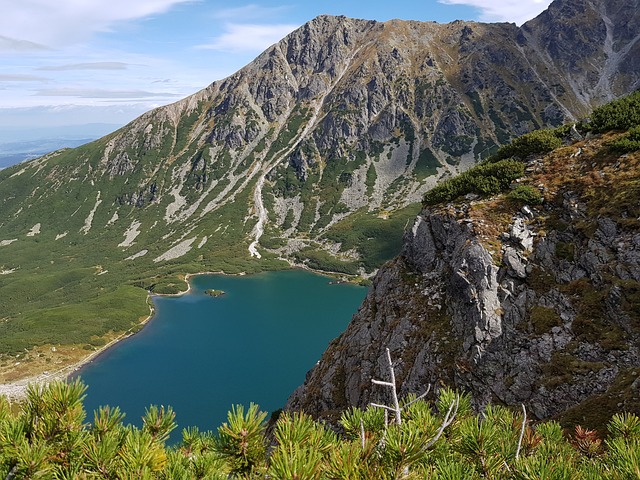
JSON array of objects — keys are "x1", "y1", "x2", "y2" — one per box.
[{"x1": 286, "y1": 128, "x2": 640, "y2": 429}]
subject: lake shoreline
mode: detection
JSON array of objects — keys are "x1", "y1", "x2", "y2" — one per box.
[
  {"x1": 0, "y1": 271, "x2": 202, "y2": 401},
  {"x1": 0, "y1": 266, "x2": 368, "y2": 401},
  {"x1": 76, "y1": 269, "x2": 366, "y2": 434}
]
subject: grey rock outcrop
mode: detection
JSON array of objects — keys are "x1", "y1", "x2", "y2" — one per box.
[{"x1": 286, "y1": 142, "x2": 640, "y2": 426}]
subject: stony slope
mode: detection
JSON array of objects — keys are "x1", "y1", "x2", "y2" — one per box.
[
  {"x1": 0, "y1": 0, "x2": 639, "y2": 377},
  {"x1": 286, "y1": 125, "x2": 640, "y2": 429}
]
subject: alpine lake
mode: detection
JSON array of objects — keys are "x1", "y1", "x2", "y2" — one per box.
[{"x1": 73, "y1": 270, "x2": 367, "y2": 441}]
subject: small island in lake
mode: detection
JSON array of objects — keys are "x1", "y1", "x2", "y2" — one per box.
[{"x1": 204, "y1": 289, "x2": 225, "y2": 297}]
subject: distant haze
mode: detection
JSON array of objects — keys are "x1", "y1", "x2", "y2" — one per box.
[
  {"x1": 0, "y1": 123, "x2": 121, "y2": 144},
  {"x1": 0, "y1": 123, "x2": 121, "y2": 169}
]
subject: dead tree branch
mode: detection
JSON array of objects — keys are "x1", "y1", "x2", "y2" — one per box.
[
  {"x1": 370, "y1": 348, "x2": 431, "y2": 426},
  {"x1": 424, "y1": 394, "x2": 460, "y2": 449}
]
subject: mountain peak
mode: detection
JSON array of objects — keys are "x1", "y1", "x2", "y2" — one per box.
[{"x1": 520, "y1": 0, "x2": 640, "y2": 103}]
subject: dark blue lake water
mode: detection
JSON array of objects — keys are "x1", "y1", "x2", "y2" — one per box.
[{"x1": 75, "y1": 270, "x2": 366, "y2": 440}]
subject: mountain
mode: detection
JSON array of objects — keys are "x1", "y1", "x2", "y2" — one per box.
[
  {"x1": 0, "y1": 0, "x2": 639, "y2": 380},
  {"x1": 286, "y1": 95, "x2": 640, "y2": 428}
]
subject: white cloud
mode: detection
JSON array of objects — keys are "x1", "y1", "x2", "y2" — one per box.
[
  {"x1": 196, "y1": 23, "x2": 299, "y2": 53},
  {"x1": 39, "y1": 62, "x2": 130, "y2": 71},
  {"x1": 0, "y1": 35, "x2": 50, "y2": 53},
  {"x1": 35, "y1": 87, "x2": 181, "y2": 99},
  {"x1": 0, "y1": 74, "x2": 48, "y2": 82},
  {"x1": 0, "y1": 0, "x2": 195, "y2": 50},
  {"x1": 438, "y1": 0, "x2": 553, "y2": 25}
]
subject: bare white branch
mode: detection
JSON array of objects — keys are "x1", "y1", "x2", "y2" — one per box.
[
  {"x1": 385, "y1": 348, "x2": 401, "y2": 425},
  {"x1": 515, "y1": 404, "x2": 527, "y2": 460},
  {"x1": 371, "y1": 379, "x2": 394, "y2": 387},
  {"x1": 402, "y1": 385, "x2": 431, "y2": 409},
  {"x1": 424, "y1": 394, "x2": 460, "y2": 449},
  {"x1": 370, "y1": 348, "x2": 403, "y2": 425},
  {"x1": 370, "y1": 402, "x2": 397, "y2": 412}
]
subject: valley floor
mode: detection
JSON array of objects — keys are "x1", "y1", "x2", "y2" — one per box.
[{"x1": 0, "y1": 267, "x2": 346, "y2": 400}]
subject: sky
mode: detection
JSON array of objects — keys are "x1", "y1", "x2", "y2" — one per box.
[{"x1": 0, "y1": 0, "x2": 554, "y2": 135}]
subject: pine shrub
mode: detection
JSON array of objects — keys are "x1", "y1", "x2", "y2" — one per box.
[
  {"x1": 423, "y1": 159, "x2": 524, "y2": 205},
  {"x1": 589, "y1": 90, "x2": 640, "y2": 133},
  {"x1": 606, "y1": 125, "x2": 640, "y2": 153},
  {"x1": 508, "y1": 184, "x2": 544, "y2": 205},
  {"x1": 1, "y1": 379, "x2": 639, "y2": 478},
  {"x1": 491, "y1": 128, "x2": 563, "y2": 161}
]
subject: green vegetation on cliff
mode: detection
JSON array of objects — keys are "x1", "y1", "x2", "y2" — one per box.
[
  {"x1": 422, "y1": 158, "x2": 524, "y2": 205},
  {"x1": 423, "y1": 90, "x2": 640, "y2": 207},
  {"x1": 589, "y1": 90, "x2": 640, "y2": 133}
]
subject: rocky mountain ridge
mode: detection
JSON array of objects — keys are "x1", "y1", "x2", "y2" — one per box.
[
  {"x1": 0, "y1": 0, "x2": 639, "y2": 377},
  {"x1": 286, "y1": 126, "x2": 640, "y2": 428}
]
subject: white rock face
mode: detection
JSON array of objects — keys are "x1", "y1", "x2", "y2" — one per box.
[
  {"x1": 107, "y1": 212, "x2": 119, "y2": 226},
  {"x1": 154, "y1": 237, "x2": 197, "y2": 263},
  {"x1": 80, "y1": 192, "x2": 102, "y2": 235},
  {"x1": 118, "y1": 221, "x2": 142, "y2": 248},
  {"x1": 125, "y1": 250, "x2": 148, "y2": 260},
  {"x1": 26, "y1": 224, "x2": 41, "y2": 237}
]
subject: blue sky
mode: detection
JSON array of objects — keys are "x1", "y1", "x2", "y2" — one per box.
[{"x1": 0, "y1": 0, "x2": 553, "y2": 133}]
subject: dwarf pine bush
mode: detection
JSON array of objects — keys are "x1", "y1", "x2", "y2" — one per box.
[
  {"x1": 1, "y1": 380, "x2": 639, "y2": 478},
  {"x1": 508, "y1": 184, "x2": 544, "y2": 205},
  {"x1": 423, "y1": 159, "x2": 524, "y2": 205},
  {"x1": 491, "y1": 128, "x2": 563, "y2": 162},
  {"x1": 589, "y1": 90, "x2": 640, "y2": 133},
  {"x1": 606, "y1": 125, "x2": 640, "y2": 153}
]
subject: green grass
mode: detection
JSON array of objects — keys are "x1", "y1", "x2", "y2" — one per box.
[
  {"x1": 414, "y1": 148, "x2": 440, "y2": 181},
  {"x1": 0, "y1": 284, "x2": 148, "y2": 353},
  {"x1": 529, "y1": 306, "x2": 563, "y2": 335},
  {"x1": 294, "y1": 248, "x2": 360, "y2": 275},
  {"x1": 323, "y1": 204, "x2": 422, "y2": 271}
]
